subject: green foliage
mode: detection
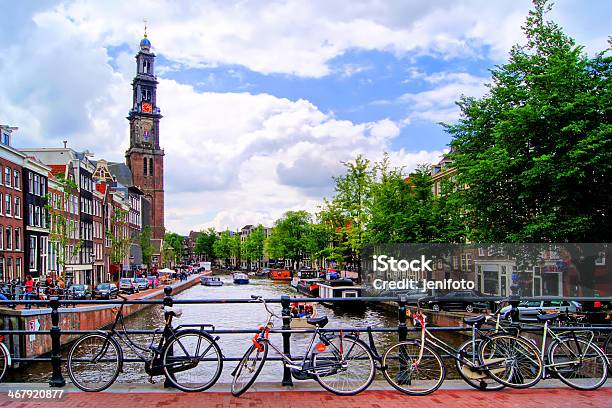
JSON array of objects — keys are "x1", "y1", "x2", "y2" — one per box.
[
  {"x1": 213, "y1": 231, "x2": 234, "y2": 265},
  {"x1": 265, "y1": 210, "x2": 312, "y2": 268},
  {"x1": 195, "y1": 228, "x2": 218, "y2": 258},
  {"x1": 446, "y1": 0, "x2": 611, "y2": 242},
  {"x1": 163, "y1": 232, "x2": 184, "y2": 265},
  {"x1": 241, "y1": 225, "x2": 266, "y2": 267},
  {"x1": 139, "y1": 225, "x2": 153, "y2": 267},
  {"x1": 108, "y1": 207, "x2": 130, "y2": 265}
]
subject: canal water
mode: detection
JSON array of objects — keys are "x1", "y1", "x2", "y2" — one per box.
[{"x1": 7, "y1": 276, "x2": 464, "y2": 385}]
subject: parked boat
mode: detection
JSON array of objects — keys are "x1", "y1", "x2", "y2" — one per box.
[
  {"x1": 290, "y1": 269, "x2": 319, "y2": 289},
  {"x1": 297, "y1": 278, "x2": 323, "y2": 297},
  {"x1": 233, "y1": 273, "x2": 250, "y2": 284},
  {"x1": 268, "y1": 269, "x2": 292, "y2": 281},
  {"x1": 289, "y1": 302, "x2": 318, "y2": 328},
  {"x1": 318, "y1": 279, "x2": 363, "y2": 308},
  {"x1": 201, "y1": 276, "x2": 223, "y2": 286}
]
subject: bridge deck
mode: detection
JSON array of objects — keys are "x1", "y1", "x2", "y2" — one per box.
[{"x1": 0, "y1": 381, "x2": 609, "y2": 408}]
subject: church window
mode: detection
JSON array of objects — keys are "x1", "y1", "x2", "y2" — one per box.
[
  {"x1": 149, "y1": 158, "x2": 154, "y2": 176},
  {"x1": 142, "y1": 88, "x2": 151, "y2": 101},
  {"x1": 143, "y1": 157, "x2": 148, "y2": 176},
  {"x1": 143, "y1": 59, "x2": 150, "y2": 74}
]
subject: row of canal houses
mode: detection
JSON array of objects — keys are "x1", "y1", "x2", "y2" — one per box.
[{"x1": 0, "y1": 125, "x2": 154, "y2": 286}]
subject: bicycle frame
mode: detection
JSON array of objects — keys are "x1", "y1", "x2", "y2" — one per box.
[{"x1": 537, "y1": 319, "x2": 597, "y2": 376}]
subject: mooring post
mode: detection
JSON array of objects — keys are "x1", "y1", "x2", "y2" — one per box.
[
  {"x1": 48, "y1": 297, "x2": 66, "y2": 387},
  {"x1": 280, "y1": 295, "x2": 293, "y2": 387},
  {"x1": 509, "y1": 294, "x2": 520, "y2": 322},
  {"x1": 163, "y1": 286, "x2": 174, "y2": 388}
]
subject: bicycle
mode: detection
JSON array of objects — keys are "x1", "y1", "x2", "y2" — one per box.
[
  {"x1": 67, "y1": 295, "x2": 224, "y2": 392},
  {"x1": 230, "y1": 295, "x2": 376, "y2": 397},
  {"x1": 0, "y1": 334, "x2": 12, "y2": 382},
  {"x1": 482, "y1": 311, "x2": 608, "y2": 390}
]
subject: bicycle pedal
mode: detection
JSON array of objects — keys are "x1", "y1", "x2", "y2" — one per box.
[{"x1": 148, "y1": 377, "x2": 156, "y2": 384}]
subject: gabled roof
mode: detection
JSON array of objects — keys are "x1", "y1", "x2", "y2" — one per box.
[
  {"x1": 106, "y1": 162, "x2": 134, "y2": 187},
  {"x1": 49, "y1": 164, "x2": 67, "y2": 177}
]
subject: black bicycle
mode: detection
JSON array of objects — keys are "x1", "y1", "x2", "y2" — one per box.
[{"x1": 67, "y1": 295, "x2": 224, "y2": 392}]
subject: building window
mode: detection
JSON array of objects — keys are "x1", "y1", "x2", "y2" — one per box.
[
  {"x1": 1, "y1": 132, "x2": 9, "y2": 145},
  {"x1": 29, "y1": 237, "x2": 37, "y2": 271},
  {"x1": 13, "y1": 170, "x2": 20, "y2": 190},
  {"x1": 28, "y1": 204, "x2": 34, "y2": 225},
  {"x1": 4, "y1": 167, "x2": 11, "y2": 187},
  {"x1": 5, "y1": 227, "x2": 11, "y2": 250},
  {"x1": 15, "y1": 257, "x2": 21, "y2": 277},
  {"x1": 0, "y1": 193, "x2": 3, "y2": 215},
  {"x1": 143, "y1": 59, "x2": 150, "y2": 74},
  {"x1": 142, "y1": 88, "x2": 151, "y2": 101},
  {"x1": 0, "y1": 226, "x2": 3, "y2": 249},
  {"x1": 149, "y1": 158, "x2": 154, "y2": 176},
  {"x1": 40, "y1": 236, "x2": 48, "y2": 274},
  {"x1": 14, "y1": 196, "x2": 20, "y2": 218},
  {"x1": 14, "y1": 228, "x2": 20, "y2": 251},
  {"x1": 40, "y1": 177, "x2": 46, "y2": 195},
  {"x1": 6, "y1": 258, "x2": 12, "y2": 279},
  {"x1": 28, "y1": 172, "x2": 33, "y2": 193},
  {"x1": 4, "y1": 195, "x2": 10, "y2": 216},
  {"x1": 33, "y1": 174, "x2": 40, "y2": 195},
  {"x1": 143, "y1": 157, "x2": 148, "y2": 176}
]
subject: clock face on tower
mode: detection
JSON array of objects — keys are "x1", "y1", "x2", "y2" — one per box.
[{"x1": 142, "y1": 102, "x2": 152, "y2": 113}]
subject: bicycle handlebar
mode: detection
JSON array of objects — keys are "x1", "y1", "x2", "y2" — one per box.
[{"x1": 250, "y1": 295, "x2": 280, "y2": 319}]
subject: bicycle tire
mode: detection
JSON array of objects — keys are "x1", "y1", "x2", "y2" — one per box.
[
  {"x1": 548, "y1": 337, "x2": 608, "y2": 390},
  {"x1": 162, "y1": 329, "x2": 224, "y2": 392},
  {"x1": 0, "y1": 343, "x2": 9, "y2": 382},
  {"x1": 479, "y1": 334, "x2": 542, "y2": 389},
  {"x1": 231, "y1": 341, "x2": 268, "y2": 397},
  {"x1": 312, "y1": 335, "x2": 376, "y2": 396},
  {"x1": 382, "y1": 340, "x2": 446, "y2": 396},
  {"x1": 455, "y1": 338, "x2": 504, "y2": 391},
  {"x1": 67, "y1": 333, "x2": 122, "y2": 392}
]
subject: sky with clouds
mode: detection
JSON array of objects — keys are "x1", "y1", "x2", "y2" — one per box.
[{"x1": 1, "y1": 0, "x2": 610, "y2": 234}]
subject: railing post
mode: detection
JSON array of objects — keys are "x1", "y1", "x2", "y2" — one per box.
[
  {"x1": 48, "y1": 297, "x2": 65, "y2": 387},
  {"x1": 397, "y1": 295, "x2": 407, "y2": 343},
  {"x1": 509, "y1": 294, "x2": 520, "y2": 322},
  {"x1": 280, "y1": 295, "x2": 293, "y2": 387},
  {"x1": 163, "y1": 286, "x2": 174, "y2": 388}
]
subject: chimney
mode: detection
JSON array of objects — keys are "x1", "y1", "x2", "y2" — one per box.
[{"x1": 63, "y1": 140, "x2": 67, "y2": 148}]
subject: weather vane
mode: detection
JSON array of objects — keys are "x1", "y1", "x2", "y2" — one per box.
[{"x1": 143, "y1": 18, "x2": 148, "y2": 38}]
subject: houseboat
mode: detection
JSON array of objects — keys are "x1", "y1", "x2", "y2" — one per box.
[
  {"x1": 318, "y1": 279, "x2": 363, "y2": 308},
  {"x1": 297, "y1": 278, "x2": 323, "y2": 297},
  {"x1": 233, "y1": 273, "x2": 250, "y2": 284},
  {"x1": 201, "y1": 276, "x2": 223, "y2": 286},
  {"x1": 290, "y1": 269, "x2": 319, "y2": 289},
  {"x1": 268, "y1": 269, "x2": 292, "y2": 281}
]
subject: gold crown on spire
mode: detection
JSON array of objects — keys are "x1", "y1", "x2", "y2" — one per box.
[{"x1": 143, "y1": 18, "x2": 148, "y2": 38}]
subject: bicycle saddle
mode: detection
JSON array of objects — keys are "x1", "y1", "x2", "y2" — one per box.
[
  {"x1": 463, "y1": 314, "x2": 486, "y2": 325},
  {"x1": 163, "y1": 306, "x2": 183, "y2": 318},
  {"x1": 307, "y1": 316, "x2": 328, "y2": 327},
  {"x1": 536, "y1": 312, "x2": 559, "y2": 322}
]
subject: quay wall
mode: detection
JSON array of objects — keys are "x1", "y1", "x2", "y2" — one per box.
[{"x1": 0, "y1": 274, "x2": 202, "y2": 360}]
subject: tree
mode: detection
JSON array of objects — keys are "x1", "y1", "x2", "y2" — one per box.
[
  {"x1": 163, "y1": 232, "x2": 184, "y2": 266},
  {"x1": 265, "y1": 211, "x2": 312, "y2": 269},
  {"x1": 446, "y1": 0, "x2": 611, "y2": 243},
  {"x1": 139, "y1": 226, "x2": 153, "y2": 268},
  {"x1": 108, "y1": 207, "x2": 130, "y2": 270},
  {"x1": 213, "y1": 231, "x2": 233, "y2": 267},
  {"x1": 242, "y1": 225, "x2": 265, "y2": 269},
  {"x1": 46, "y1": 175, "x2": 83, "y2": 279},
  {"x1": 194, "y1": 228, "x2": 218, "y2": 260}
]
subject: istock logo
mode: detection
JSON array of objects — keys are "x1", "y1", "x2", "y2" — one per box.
[{"x1": 372, "y1": 255, "x2": 433, "y2": 273}]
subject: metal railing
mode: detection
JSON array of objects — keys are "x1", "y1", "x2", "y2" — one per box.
[{"x1": 0, "y1": 290, "x2": 610, "y2": 388}]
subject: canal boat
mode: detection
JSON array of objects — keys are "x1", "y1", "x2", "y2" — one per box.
[
  {"x1": 233, "y1": 273, "x2": 250, "y2": 285},
  {"x1": 200, "y1": 276, "x2": 223, "y2": 286},
  {"x1": 318, "y1": 279, "x2": 363, "y2": 308},
  {"x1": 297, "y1": 278, "x2": 324, "y2": 297},
  {"x1": 289, "y1": 302, "x2": 318, "y2": 328},
  {"x1": 268, "y1": 269, "x2": 292, "y2": 281},
  {"x1": 290, "y1": 268, "x2": 319, "y2": 289}
]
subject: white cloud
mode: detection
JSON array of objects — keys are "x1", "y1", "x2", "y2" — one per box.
[
  {"x1": 398, "y1": 71, "x2": 489, "y2": 123},
  {"x1": 24, "y1": 0, "x2": 611, "y2": 78}
]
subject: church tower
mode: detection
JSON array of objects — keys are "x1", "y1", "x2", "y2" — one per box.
[{"x1": 126, "y1": 27, "x2": 165, "y2": 240}]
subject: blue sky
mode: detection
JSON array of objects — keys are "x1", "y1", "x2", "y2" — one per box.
[{"x1": 0, "y1": 0, "x2": 610, "y2": 233}]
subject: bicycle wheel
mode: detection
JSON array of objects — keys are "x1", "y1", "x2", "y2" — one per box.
[
  {"x1": 231, "y1": 342, "x2": 268, "y2": 397},
  {"x1": 0, "y1": 343, "x2": 9, "y2": 382},
  {"x1": 162, "y1": 330, "x2": 223, "y2": 392},
  {"x1": 68, "y1": 333, "x2": 122, "y2": 392},
  {"x1": 456, "y1": 339, "x2": 504, "y2": 391},
  {"x1": 382, "y1": 340, "x2": 445, "y2": 396},
  {"x1": 312, "y1": 335, "x2": 375, "y2": 396},
  {"x1": 479, "y1": 334, "x2": 542, "y2": 389},
  {"x1": 604, "y1": 333, "x2": 612, "y2": 362},
  {"x1": 548, "y1": 337, "x2": 608, "y2": 390}
]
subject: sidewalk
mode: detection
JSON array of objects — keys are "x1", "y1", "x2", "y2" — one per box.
[{"x1": 0, "y1": 382, "x2": 609, "y2": 408}]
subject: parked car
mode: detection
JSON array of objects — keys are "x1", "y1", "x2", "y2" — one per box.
[
  {"x1": 424, "y1": 290, "x2": 489, "y2": 313},
  {"x1": 146, "y1": 275, "x2": 159, "y2": 288},
  {"x1": 134, "y1": 277, "x2": 149, "y2": 291},
  {"x1": 93, "y1": 283, "x2": 118, "y2": 299},
  {"x1": 500, "y1": 300, "x2": 582, "y2": 322},
  {"x1": 119, "y1": 278, "x2": 139, "y2": 294},
  {"x1": 68, "y1": 284, "x2": 91, "y2": 300}
]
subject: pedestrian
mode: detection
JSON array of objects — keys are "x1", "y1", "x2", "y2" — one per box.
[
  {"x1": 24, "y1": 275, "x2": 34, "y2": 309},
  {"x1": 57, "y1": 275, "x2": 65, "y2": 290}
]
